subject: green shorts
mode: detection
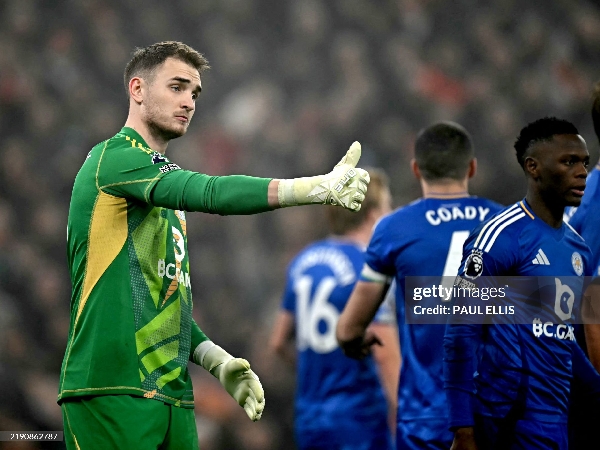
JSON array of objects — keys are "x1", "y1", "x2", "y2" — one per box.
[{"x1": 61, "y1": 395, "x2": 199, "y2": 450}]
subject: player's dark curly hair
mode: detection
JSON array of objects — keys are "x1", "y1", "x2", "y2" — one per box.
[
  {"x1": 414, "y1": 121, "x2": 474, "y2": 181},
  {"x1": 124, "y1": 41, "x2": 210, "y2": 96},
  {"x1": 592, "y1": 81, "x2": 600, "y2": 145},
  {"x1": 514, "y1": 117, "x2": 579, "y2": 168}
]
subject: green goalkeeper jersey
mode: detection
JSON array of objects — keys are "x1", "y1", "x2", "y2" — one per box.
[{"x1": 59, "y1": 127, "x2": 271, "y2": 408}]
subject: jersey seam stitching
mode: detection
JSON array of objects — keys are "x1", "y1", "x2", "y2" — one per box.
[
  {"x1": 62, "y1": 403, "x2": 81, "y2": 450},
  {"x1": 143, "y1": 175, "x2": 163, "y2": 203},
  {"x1": 95, "y1": 140, "x2": 109, "y2": 192},
  {"x1": 59, "y1": 387, "x2": 194, "y2": 404},
  {"x1": 99, "y1": 179, "x2": 158, "y2": 189}
]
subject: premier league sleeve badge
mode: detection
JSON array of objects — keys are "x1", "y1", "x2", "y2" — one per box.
[{"x1": 464, "y1": 250, "x2": 484, "y2": 279}]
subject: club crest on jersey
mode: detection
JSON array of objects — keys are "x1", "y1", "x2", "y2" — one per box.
[
  {"x1": 572, "y1": 252, "x2": 583, "y2": 276},
  {"x1": 151, "y1": 152, "x2": 169, "y2": 164},
  {"x1": 464, "y1": 250, "x2": 484, "y2": 279}
]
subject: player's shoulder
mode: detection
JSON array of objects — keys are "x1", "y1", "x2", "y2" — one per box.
[
  {"x1": 374, "y1": 198, "x2": 426, "y2": 230},
  {"x1": 103, "y1": 129, "x2": 158, "y2": 161},
  {"x1": 466, "y1": 201, "x2": 533, "y2": 254},
  {"x1": 587, "y1": 164, "x2": 600, "y2": 184},
  {"x1": 564, "y1": 221, "x2": 591, "y2": 254},
  {"x1": 394, "y1": 196, "x2": 502, "y2": 217},
  {"x1": 564, "y1": 220, "x2": 584, "y2": 240},
  {"x1": 98, "y1": 129, "x2": 181, "y2": 177},
  {"x1": 79, "y1": 139, "x2": 110, "y2": 167}
]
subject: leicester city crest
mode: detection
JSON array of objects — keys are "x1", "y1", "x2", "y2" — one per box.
[{"x1": 572, "y1": 252, "x2": 583, "y2": 276}]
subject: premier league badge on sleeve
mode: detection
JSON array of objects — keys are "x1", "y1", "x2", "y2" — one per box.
[
  {"x1": 465, "y1": 250, "x2": 484, "y2": 279},
  {"x1": 151, "y1": 152, "x2": 169, "y2": 164}
]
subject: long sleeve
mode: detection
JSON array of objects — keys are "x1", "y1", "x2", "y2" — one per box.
[
  {"x1": 443, "y1": 322, "x2": 484, "y2": 429},
  {"x1": 189, "y1": 320, "x2": 210, "y2": 361},
  {"x1": 97, "y1": 127, "x2": 272, "y2": 214},
  {"x1": 149, "y1": 170, "x2": 272, "y2": 215}
]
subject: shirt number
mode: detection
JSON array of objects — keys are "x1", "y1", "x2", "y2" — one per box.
[{"x1": 294, "y1": 276, "x2": 339, "y2": 354}]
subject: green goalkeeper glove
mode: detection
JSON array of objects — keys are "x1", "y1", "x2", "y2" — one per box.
[
  {"x1": 277, "y1": 141, "x2": 370, "y2": 211},
  {"x1": 195, "y1": 342, "x2": 265, "y2": 421}
]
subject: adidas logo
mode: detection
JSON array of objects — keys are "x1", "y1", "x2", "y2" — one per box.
[{"x1": 532, "y1": 249, "x2": 550, "y2": 265}]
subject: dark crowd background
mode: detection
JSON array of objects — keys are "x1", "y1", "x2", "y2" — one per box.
[{"x1": 1, "y1": 0, "x2": 600, "y2": 449}]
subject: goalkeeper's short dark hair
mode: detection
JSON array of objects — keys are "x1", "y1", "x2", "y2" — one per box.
[
  {"x1": 327, "y1": 168, "x2": 389, "y2": 236},
  {"x1": 414, "y1": 121, "x2": 474, "y2": 181},
  {"x1": 124, "y1": 41, "x2": 210, "y2": 96},
  {"x1": 514, "y1": 117, "x2": 579, "y2": 168}
]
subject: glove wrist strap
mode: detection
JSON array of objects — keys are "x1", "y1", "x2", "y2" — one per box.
[
  {"x1": 192, "y1": 340, "x2": 215, "y2": 366},
  {"x1": 278, "y1": 178, "x2": 298, "y2": 207},
  {"x1": 199, "y1": 343, "x2": 234, "y2": 378}
]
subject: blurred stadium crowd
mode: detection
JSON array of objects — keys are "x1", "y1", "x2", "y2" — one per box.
[{"x1": 1, "y1": 0, "x2": 600, "y2": 448}]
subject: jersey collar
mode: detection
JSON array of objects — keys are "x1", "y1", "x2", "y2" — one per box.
[
  {"x1": 118, "y1": 127, "x2": 154, "y2": 153},
  {"x1": 520, "y1": 198, "x2": 566, "y2": 239}
]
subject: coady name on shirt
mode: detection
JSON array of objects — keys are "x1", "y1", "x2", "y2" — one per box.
[{"x1": 425, "y1": 205, "x2": 491, "y2": 226}]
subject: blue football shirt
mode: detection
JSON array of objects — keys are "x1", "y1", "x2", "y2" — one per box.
[
  {"x1": 364, "y1": 196, "x2": 502, "y2": 429},
  {"x1": 566, "y1": 165, "x2": 600, "y2": 276},
  {"x1": 444, "y1": 200, "x2": 593, "y2": 429},
  {"x1": 281, "y1": 237, "x2": 393, "y2": 447}
]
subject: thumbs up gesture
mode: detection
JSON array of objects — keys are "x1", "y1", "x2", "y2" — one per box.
[{"x1": 277, "y1": 142, "x2": 371, "y2": 211}]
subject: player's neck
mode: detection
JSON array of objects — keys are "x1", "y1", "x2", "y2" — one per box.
[
  {"x1": 124, "y1": 116, "x2": 169, "y2": 154},
  {"x1": 525, "y1": 192, "x2": 564, "y2": 228},
  {"x1": 421, "y1": 180, "x2": 469, "y2": 199}
]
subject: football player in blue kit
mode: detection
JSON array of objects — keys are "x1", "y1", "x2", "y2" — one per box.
[
  {"x1": 336, "y1": 121, "x2": 502, "y2": 449},
  {"x1": 565, "y1": 81, "x2": 600, "y2": 281},
  {"x1": 270, "y1": 169, "x2": 400, "y2": 450},
  {"x1": 564, "y1": 82, "x2": 600, "y2": 450},
  {"x1": 444, "y1": 117, "x2": 600, "y2": 450}
]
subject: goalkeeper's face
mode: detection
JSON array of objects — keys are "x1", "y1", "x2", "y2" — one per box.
[{"x1": 142, "y1": 57, "x2": 201, "y2": 140}]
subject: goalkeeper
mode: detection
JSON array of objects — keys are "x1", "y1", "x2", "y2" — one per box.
[{"x1": 58, "y1": 41, "x2": 370, "y2": 450}]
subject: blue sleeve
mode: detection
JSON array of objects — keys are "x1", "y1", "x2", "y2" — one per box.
[
  {"x1": 364, "y1": 215, "x2": 396, "y2": 277},
  {"x1": 443, "y1": 323, "x2": 483, "y2": 429},
  {"x1": 443, "y1": 228, "x2": 514, "y2": 430}
]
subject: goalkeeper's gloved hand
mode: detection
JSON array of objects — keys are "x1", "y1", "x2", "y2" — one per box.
[
  {"x1": 277, "y1": 141, "x2": 370, "y2": 211},
  {"x1": 195, "y1": 342, "x2": 265, "y2": 421}
]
